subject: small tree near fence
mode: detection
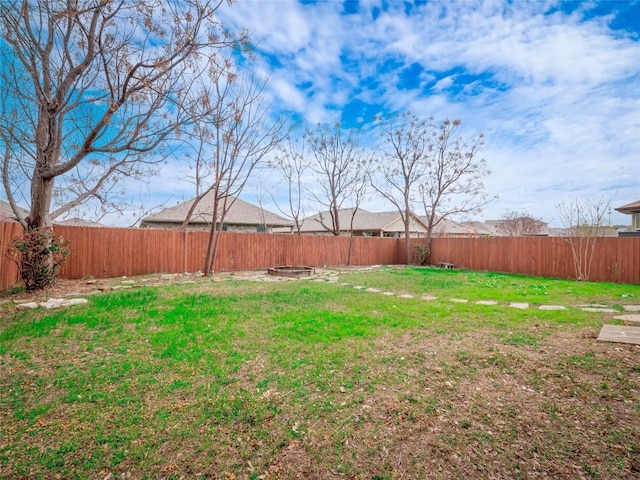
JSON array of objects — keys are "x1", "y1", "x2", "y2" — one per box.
[
  {"x1": 7, "y1": 228, "x2": 70, "y2": 291},
  {"x1": 556, "y1": 195, "x2": 612, "y2": 281}
]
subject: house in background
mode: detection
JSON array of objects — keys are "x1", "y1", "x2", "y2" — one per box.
[
  {"x1": 55, "y1": 217, "x2": 106, "y2": 228},
  {"x1": 427, "y1": 217, "x2": 493, "y2": 238},
  {"x1": 615, "y1": 200, "x2": 640, "y2": 236},
  {"x1": 299, "y1": 208, "x2": 429, "y2": 237},
  {"x1": 140, "y1": 193, "x2": 293, "y2": 233},
  {"x1": 0, "y1": 200, "x2": 29, "y2": 223},
  {"x1": 482, "y1": 219, "x2": 550, "y2": 237}
]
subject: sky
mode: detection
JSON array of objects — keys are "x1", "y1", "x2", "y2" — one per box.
[
  {"x1": 156, "y1": 0, "x2": 640, "y2": 228},
  {"x1": 3, "y1": 0, "x2": 640, "y2": 227}
]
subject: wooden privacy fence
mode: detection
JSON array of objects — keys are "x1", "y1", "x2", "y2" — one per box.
[
  {"x1": 0, "y1": 223, "x2": 404, "y2": 289},
  {"x1": 426, "y1": 236, "x2": 640, "y2": 285},
  {"x1": 1, "y1": 222, "x2": 639, "y2": 289}
]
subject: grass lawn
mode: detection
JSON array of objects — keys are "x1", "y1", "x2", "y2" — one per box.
[{"x1": 1, "y1": 267, "x2": 639, "y2": 479}]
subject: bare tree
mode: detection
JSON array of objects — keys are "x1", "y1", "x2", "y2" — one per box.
[
  {"x1": 1, "y1": 0, "x2": 243, "y2": 288},
  {"x1": 305, "y1": 123, "x2": 370, "y2": 236},
  {"x1": 270, "y1": 134, "x2": 308, "y2": 234},
  {"x1": 418, "y1": 119, "x2": 494, "y2": 250},
  {"x1": 180, "y1": 56, "x2": 287, "y2": 275},
  {"x1": 556, "y1": 195, "x2": 612, "y2": 281},
  {"x1": 252, "y1": 180, "x2": 269, "y2": 233},
  {"x1": 371, "y1": 112, "x2": 431, "y2": 263},
  {"x1": 497, "y1": 210, "x2": 547, "y2": 237}
]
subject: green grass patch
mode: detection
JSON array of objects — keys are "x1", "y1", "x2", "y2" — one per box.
[{"x1": 0, "y1": 269, "x2": 638, "y2": 478}]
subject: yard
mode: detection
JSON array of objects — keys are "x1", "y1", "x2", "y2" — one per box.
[{"x1": 1, "y1": 267, "x2": 639, "y2": 479}]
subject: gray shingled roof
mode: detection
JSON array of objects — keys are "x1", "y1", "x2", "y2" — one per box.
[
  {"x1": 430, "y1": 217, "x2": 480, "y2": 235},
  {"x1": 141, "y1": 192, "x2": 293, "y2": 227},
  {"x1": 300, "y1": 208, "x2": 427, "y2": 233},
  {"x1": 55, "y1": 217, "x2": 106, "y2": 227}
]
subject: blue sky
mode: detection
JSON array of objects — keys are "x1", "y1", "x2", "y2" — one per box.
[
  {"x1": 204, "y1": 0, "x2": 638, "y2": 227},
  {"x1": 4, "y1": 0, "x2": 639, "y2": 227}
]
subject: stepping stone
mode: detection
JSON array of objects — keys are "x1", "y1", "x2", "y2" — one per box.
[
  {"x1": 580, "y1": 307, "x2": 618, "y2": 313},
  {"x1": 421, "y1": 295, "x2": 437, "y2": 301},
  {"x1": 613, "y1": 314, "x2": 640, "y2": 324},
  {"x1": 450, "y1": 298, "x2": 468, "y2": 303},
  {"x1": 539, "y1": 305, "x2": 566, "y2": 311},
  {"x1": 509, "y1": 302, "x2": 529, "y2": 309},
  {"x1": 398, "y1": 294, "x2": 414, "y2": 299},
  {"x1": 382, "y1": 292, "x2": 395, "y2": 296},
  {"x1": 366, "y1": 288, "x2": 381, "y2": 293},
  {"x1": 623, "y1": 305, "x2": 640, "y2": 312},
  {"x1": 340, "y1": 283, "x2": 350, "y2": 286},
  {"x1": 353, "y1": 286, "x2": 365, "y2": 290},
  {"x1": 476, "y1": 300, "x2": 498, "y2": 305},
  {"x1": 16, "y1": 302, "x2": 39, "y2": 311},
  {"x1": 597, "y1": 324, "x2": 640, "y2": 345}
]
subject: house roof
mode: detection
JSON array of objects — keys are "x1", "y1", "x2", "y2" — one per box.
[
  {"x1": 141, "y1": 192, "x2": 293, "y2": 227},
  {"x1": 460, "y1": 221, "x2": 494, "y2": 236},
  {"x1": 615, "y1": 200, "x2": 640, "y2": 214},
  {"x1": 0, "y1": 199, "x2": 29, "y2": 223},
  {"x1": 431, "y1": 217, "x2": 481, "y2": 235},
  {"x1": 55, "y1": 217, "x2": 106, "y2": 228},
  {"x1": 483, "y1": 219, "x2": 549, "y2": 236},
  {"x1": 300, "y1": 208, "x2": 428, "y2": 233}
]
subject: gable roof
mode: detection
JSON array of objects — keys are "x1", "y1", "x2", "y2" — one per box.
[
  {"x1": 0, "y1": 199, "x2": 29, "y2": 223},
  {"x1": 615, "y1": 200, "x2": 640, "y2": 214},
  {"x1": 55, "y1": 217, "x2": 106, "y2": 228},
  {"x1": 301, "y1": 208, "x2": 428, "y2": 233},
  {"x1": 141, "y1": 192, "x2": 293, "y2": 227},
  {"x1": 460, "y1": 220, "x2": 494, "y2": 236},
  {"x1": 431, "y1": 217, "x2": 481, "y2": 236}
]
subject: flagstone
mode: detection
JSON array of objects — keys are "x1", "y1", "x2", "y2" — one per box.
[
  {"x1": 450, "y1": 298, "x2": 468, "y2": 303},
  {"x1": 623, "y1": 305, "x2": 640, "y2": 312},
  {"x1": 509, "y1": 303, "x2": 529, "y2": 309},
  {"x1": 597, "y1": 324, "x2": 640, "y2": 345},
  {"x1": 580, "y1": 307, "x2": 618, "y2": 313},
  {"x1": 613, "y1": 314, "x2": 640, "y2": 323},
  {"x1": 476, "y1": 300, "x2": 498, "y2": 305},
  {"x1": 421, "y1": 295, "x2": 437, "y2": 301},
  {"x1": 539, "y1": 305, "x2": 566, "y2": 310}
]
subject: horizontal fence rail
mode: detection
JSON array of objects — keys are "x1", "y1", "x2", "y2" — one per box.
[{"x1": 1, "y1": 222, "x2": 638, "y2": 289}]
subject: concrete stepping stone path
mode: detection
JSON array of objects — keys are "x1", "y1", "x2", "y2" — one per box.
[{"x1": 329, "y1": 280, "x2": 640, "y2": 344}]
